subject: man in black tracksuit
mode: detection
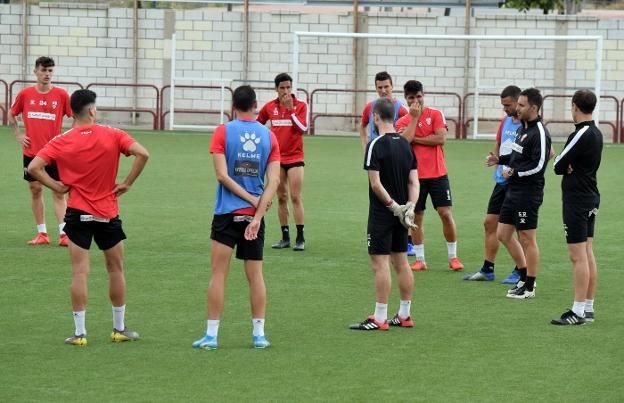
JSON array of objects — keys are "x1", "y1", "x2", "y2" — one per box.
[
  {"x1": 551, "y1": 89, "x2": 603, "y2": 326},
  {"x1": 486, "y1": 88, "x2": 552, "y2": 299}
]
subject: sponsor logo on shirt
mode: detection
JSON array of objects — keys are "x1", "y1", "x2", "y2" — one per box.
[
  {"x1": 271, "y1": 119, "x2": 292, "y2": 127},
  {"x1": 240, "y1": 132, "x2": 260, "y2": 152},
  {"x1": 27, "y1": 111, "x2": 56, "y2": 121},
  {"x1": 234, "y1": 160, "x2": 260, "y2": 177},
  {"x1": 30, "y1": 100, "x2": 36, "y2": 105}
]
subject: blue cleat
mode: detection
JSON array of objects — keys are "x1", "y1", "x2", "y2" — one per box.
[
  {"x1": 463, "y1": 270, "x2": 495, "y2": 281},
  {"x1": 407, "y1": 243, "x2": 416, "y2": 257},
  {"x1": 501, "y1": 269, "x2": 520, "y2": 284},
  {"x1": 192, "y1": 334, "x2": 218, "y2": 350},
  {"x1": 252, "y1": 335, "x2": 270, "y2": 349}
]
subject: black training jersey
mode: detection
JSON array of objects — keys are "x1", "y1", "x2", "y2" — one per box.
[
  {"x1": 553, "y1": 120, "x2": 603, "y2": 204},
  {"x1": 364, "y1": 133, "x2": 417, "y2": 220},
  {"x1": 498, "y1": 117, "x2": 552, "y2": 192}
]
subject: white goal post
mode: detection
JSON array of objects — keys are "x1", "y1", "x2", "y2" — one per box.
[{"x1": 291, "y1": 32, "x2": 603, "y2": 138}]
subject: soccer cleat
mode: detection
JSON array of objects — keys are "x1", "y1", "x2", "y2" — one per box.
[
  {"x1": 293, "y1": 241, "x2": 305, "y2": 251},
  {"x1": 27, "y1": 232, "x2": 49, "y2": 245},
  {"x1": 271, "y1": 239, "x2": 291, "y2": 249},
  {"x1": 58, "y1": 234, "x2": 69, "y2": 247},
  {"x1": 501, "y1": 269, "x2": 520, "y2": 284},
  {"x1": 387, "y1": 314, "x2": 414, "y2": 328},
  {"x1": 349, "y1": 315, "x2": 389, "y2": 331},
  {"x1": 111, "y1": 328, "x2": 140, "y2": 342},
  {"x1": 252, "y1": 335, "x2": 270, "y2": 349},
  {"x1": 192, "y1": 334, "x2": 218, "y2": 350},
  {"x1": 65, "y1": 334, "x2": 87, "y2": 347},
  {"x1": 411, "y1": 260, "x2": 428, "y2": 271},
  {"x1": 407, "y1": 243, "x2": 416, "y2": 257},
  {"x1": 507, "y1": 281, "x2": 525, "y2": 294},
  {"x1": 551, "y1": 309, "x2": 586, "y2": 326},
  {"x1": 506, "y1": 285, "x2": 535, "y2": 299},
  {"x1": 463, "y1": 270, "x2": 495, "y2": 281},
  {"x1": 584, "y1": 311, "x2": 595, "y2": 322},
  {"x1": 448, "y1": 257, "x2": 464, "y2": 271}
]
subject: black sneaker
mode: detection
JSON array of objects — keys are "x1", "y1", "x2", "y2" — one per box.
[
  {"x1": 271, "y1": 239, "x2": 290, "y2": 249},
  {"x1": 551, "y1": 309, "x2": 586, "y2": 326},
  {"x1": 506, "y1": 284, "x2": 535, "y2": 299},
  {"x1": 349, "y1": 316, "x2": 389, "y2": 331},
  {"x1": 506, "y1": 281, "x2": 525, "y2": 295},
  {"x1": 584, "y1": 311, "x2": 595, "y2": 322},
  {"x1": 293, "y1": 241, "x2": 305, "y2": 251},
  {"x1": 387, "y1": 313, "x2": 413, "y2": 327}
]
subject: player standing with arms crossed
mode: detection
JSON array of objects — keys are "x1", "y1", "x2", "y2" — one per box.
[
  {"x1": 9, "y1": 57, "x2": 72, "y2": 246},
  {"x1": 28, "y1": 89, "x2": 149, "y2": 346}
]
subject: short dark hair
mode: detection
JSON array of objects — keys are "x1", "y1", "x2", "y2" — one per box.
[
  {"x1": 520, "y1": 88, "x2": 543, "y2": 110},
  {"x1": 572, "y1": 89, "x2": 597, "y2": 114},
  {"x1": 500, "y1": 85, "x2": 521, "y2": 100},
  {"x1": 372, "y1": 98, "x2": 395, "y2": 123},
  {"x1": 374, "y1": 71, "x2": 392, "y2": 86},
  {"x1": 274, "y1": 73, "x2": 292, "y2": 87},
  {"x1": 70, "y1": 89, "x2": 97, "y2": 116},
  {"x1": 404, "y1": 80, "x2": 423, "y2": 96},
  {"x1": 35, "y1": 56, "x2": 55, "y2": 69},
  {"x1": 233, "y1": 85, "x2": 256, "y2": 112}
]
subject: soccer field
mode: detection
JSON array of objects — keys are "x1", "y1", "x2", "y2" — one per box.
[{"x1": 1, "y1": 127, "x2": 623, "y2": 402}]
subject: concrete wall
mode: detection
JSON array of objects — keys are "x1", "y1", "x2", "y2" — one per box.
[{"x1": 1, "y1": 3, "x2": 623, "y2": 138}]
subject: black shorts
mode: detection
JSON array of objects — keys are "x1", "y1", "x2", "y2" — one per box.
[
  {"x1": 563, "y1": 203, "x2": 598, "y2": 244},
  {"x1": 499, "y1": 190, "x2": 543, "y2": 231},
  {"x1": 486, "y1": 183, "x2": 508, "y2": 215},
  {"x1": 416, "y1": 175, "x2": 453, "y2": 211},
  {"x1": 281, "y1": 161, "x2": 305, "y2": 171},
  {"x1": 64, "y1": 208, "x2": 126, "y2": 250},
  {"x1": 211, "y1": 214, "x2": 265, "y2": 260},
  {"x1": 23, "y1": 155, "x2": 60, "y2": 182},
  {"x1": 367, "y1": 217, "x2": 408, "y2": 255}
]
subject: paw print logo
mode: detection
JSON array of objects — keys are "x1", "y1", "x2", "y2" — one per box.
[{"x1": 240, "y1": 132, "x2": 261, "y2": 152}]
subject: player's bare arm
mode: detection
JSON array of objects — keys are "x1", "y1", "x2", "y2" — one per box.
[
  {"x1": 407, "y1": 168, "x2": 420, "y2": 204},
  {"x1": 359, "y1": 124, "x2": 369, "y2": 151},
  {"x1": 113, "y1": 142, "x2": 150, "y2": 196},
  {"x1": 213, "y1": 153, "x2": 260, "y2": 207},
  {"x1": 412, "y1": 127, "x2": 446, "y2": 146},
  {"x1": 8, "y1": 110, "x2": 29, "y2": 147},
  {"x1": 245, "y1": 161, "x2": 281, "y2": 240},
  {"x1": 27, "y1": 156, "x2": 69, "y2": 194}
]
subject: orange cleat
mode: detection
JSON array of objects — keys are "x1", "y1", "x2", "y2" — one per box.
[
  {"x1": 411, "y1": 260, "x2": 428, "y2": 271},
  {"x1": 58, "y1": 234, "x2": 69, "y2": 247},
  {"x1": 449, "y1": 257, "x2": 464, "y2": 271},
  {"x1": 27, "y1": 232, "x2": 50, "y2": 245}
]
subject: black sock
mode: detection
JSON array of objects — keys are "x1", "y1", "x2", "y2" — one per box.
[
  {"x1": 281, "y1": 226, "x2": 290, "y2": 241},
  {"x1": 525, "y1": 276, "x2": 536, "y2": 291},
  {"x1": 408, "y1": 235, "x2": 413, "y2": 244},
  {"x1": 296, "y1": 224, "x2": 304, "y2": 242},
  {"x1": 482, "y1": 260, "x2": 495, "y2": 273},
  {"x1": 518, "y1": 267, "x2": 528, "y2": 282}
]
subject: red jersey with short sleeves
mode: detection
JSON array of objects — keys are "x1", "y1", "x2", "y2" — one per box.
[
  {"x1": 10, "y1": 86, "x2": 72, "y2": 157},
  {"x1": 210, "y1": 117, "x2": 280, "y2": 215},
  {"x1": 360, "y1": 98, "x2": 409, "y2": 127},
  {"x1": 395, "y1": 107, "x2": 448, "y2": 179},
  {"x1": 36, "y1": 125, "x2": 136, "y2": 219},
  {"x1": 257, "y1": 95, "x2": 307, "y2": 164}
]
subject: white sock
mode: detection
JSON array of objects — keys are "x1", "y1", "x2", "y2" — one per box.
[
  {"x1": 447, "y1": 241, "x2": 457, "y2": 260},
  {"x1": 73, "y1": 310, "x2": 86, "y2": 336},
  {"x1": 252, "y1": 318, "x2": 265, "y2": 337},
  {"x1": 414, "y1": 244, "x2": 425, "y2": 261},
  {"x1": 59, "y1": 223, "x2": 66, "y2": 235},
  {"x1": 399, "y1": 300, "x2": 411, "y2": 318},
  {"x1": 374, "y1": 302, "x2": 388, "y2": 323},
  {"x1": 572, "y1": 301, "x2": 585, "y2": 317},
  {"x1": 37, "y1": 224, "x2": 47, "y2": 233},
  {"x1": 112, "y1": 305, "x2": 125, "y2": 331},
  {"x1": 584, "y1": 299, "x2": 594, "y2": 313},
  {"x1": 206, "y1": 320, "x2": 220, "y2": 337}
]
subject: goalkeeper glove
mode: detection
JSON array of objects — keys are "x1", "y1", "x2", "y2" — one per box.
[
  {"x1": 386, "y1": 200, "x2": 406, "y2": 217},
  {"x1": 401, "y1": 201, "x2": 418, "y2": 230}
]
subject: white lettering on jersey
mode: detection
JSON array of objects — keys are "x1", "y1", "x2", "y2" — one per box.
[
  {"x1": 271, "y1": 119, "x2": 293, "y2": 127},
  {"x1": 27, "y1": 111, "x2": 56, "y2": 121}
]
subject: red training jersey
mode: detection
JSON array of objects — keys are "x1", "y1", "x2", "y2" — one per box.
[
  {"x1": 257, "y1": 95, "x2": 307, "y2": 164},
  {"x1": 360, "y1": 98, "x2": 409, "y2": 127},
  {"x1": 395, "y1": 107, "x2": 448, "y2": 179},
  {"x1": 37, "y1": 125, "x2": 136, "y2": 219},
  {"x1": 10, "y1": 86, "x2": 72, "y2": 157},
  {"x1": 210, "y1": 117, "x2": 281, "y2": 215}
]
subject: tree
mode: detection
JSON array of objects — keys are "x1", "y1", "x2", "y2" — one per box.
[{"x1": 503, "y1": 0, "x2": 582, "y2": 15}]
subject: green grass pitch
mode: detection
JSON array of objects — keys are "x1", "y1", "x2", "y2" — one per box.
[{"x1": 1, "y1": 126, "x2": 623, "y2": 402}]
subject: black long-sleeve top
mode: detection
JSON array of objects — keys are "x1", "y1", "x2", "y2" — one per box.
[
  {"x1": 498, "y1": 117, "x2": 552, "y2": 193},
  {"x1": 553, "y1": 120, "x2": 603, "y2": 204}
]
